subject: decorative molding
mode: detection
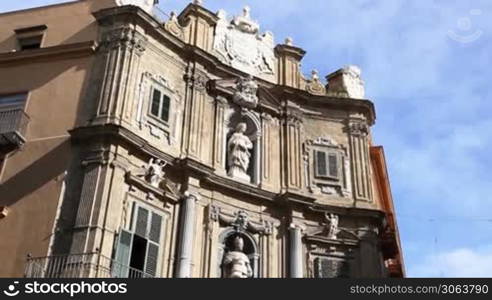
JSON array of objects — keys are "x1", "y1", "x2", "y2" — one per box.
[
  {"x1": 101, "y1": 27, "x2": 148, "y2": 55},
  {"x1": 347, "y1": 121, "x2": 369, "y2": 137}
]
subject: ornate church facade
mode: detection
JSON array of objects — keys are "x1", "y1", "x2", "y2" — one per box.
[{"x1": 0, "y1": 0, "x2": 404, "y2": 278}]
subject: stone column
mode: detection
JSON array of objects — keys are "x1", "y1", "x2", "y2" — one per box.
[
  {"x1": 175, "y1": 192, "x2": 199, "y2": 278},
  {"x1": 289, "y1": 223, "x2": 303, "y2": 278}
]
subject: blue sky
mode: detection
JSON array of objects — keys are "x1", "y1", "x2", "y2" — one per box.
[{"x1": 2, "y1": 0, "x2": 491, "y2": 277}]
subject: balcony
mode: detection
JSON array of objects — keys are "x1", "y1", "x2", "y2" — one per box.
[
  {"x1": 0, "y1": 108, "x2": 29, "y2": 153},
  {"x1": 24, "y1": 253, "x2": 154, "y2": 278}
]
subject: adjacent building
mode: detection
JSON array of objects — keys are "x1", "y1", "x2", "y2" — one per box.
[{"x1": 0, "y1": 0, "x2": 404, "y2": 278}]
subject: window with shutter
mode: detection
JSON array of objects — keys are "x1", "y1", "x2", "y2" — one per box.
[
  {"x1": 314, "y1": 150, "x2": 340, "y2": 180},
  {"x1": 112, "y1": 230, "x2": 133, "y2": 278},
  {"x1": 113, "y1": 203, "x2": 164, "y2": 278},
  {"x1": 315, "y1": 150, "x2": 328, "y2": 177},
  {"x1": 135, "y1": 207, "x2": 149, "y2": 237},
  {"x1": 328, "y1": 153, "x2": 339, "y2": 178},
  {"x1": 149, "y1": 87, "x2": 171, "y2": 123}
]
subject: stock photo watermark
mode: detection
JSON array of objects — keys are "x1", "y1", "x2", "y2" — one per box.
[{"x1": 447, "y1": 9, "x2": 483, "y2": 44}]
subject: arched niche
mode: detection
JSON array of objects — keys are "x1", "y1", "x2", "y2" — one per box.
[
  {"x1": 225, "y1": 110, "x2": 262, "y2": 184},
  {"x1": 217, "y1": 228, "x2": 260, "y2": 278}
]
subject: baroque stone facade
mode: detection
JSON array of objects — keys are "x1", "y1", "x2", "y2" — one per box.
[{"x1": 0, "y1": 0, "x2": 404, "y2": 278}]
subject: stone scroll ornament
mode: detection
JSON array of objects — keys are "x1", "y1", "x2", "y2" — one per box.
[{"x1": 227, "y1": 123, "x2": 253, "y2": 182}]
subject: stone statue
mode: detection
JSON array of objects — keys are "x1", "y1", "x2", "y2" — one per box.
[
  {"x1": 144, "y1": 158, "x2": 166, "y2": 188},
  {"x1": 227, "y1": 123, "x2": 253, "y2": 182},
  {"x1": 232, "y1": 75, "x2": 259, "y2": 108},
  {"x1": 222, "y1": 236, "x2": 253, "y2": 278},
  {"x1": 326, "y1": 213, "x2": 340, "y2": 240}
]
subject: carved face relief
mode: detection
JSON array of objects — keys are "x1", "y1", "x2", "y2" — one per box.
[{"x1": 232, "y1": 76, "x2": 259, "y2": 108}]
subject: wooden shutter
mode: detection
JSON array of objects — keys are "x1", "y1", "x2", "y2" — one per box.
[
  {"x1": 135, "y1": 207, "x2": 149, "y2": 237},
  {"x1": 150, "y1": 89, "x2": 161, "y2": 117},
  {"x1": 328, "y1": 153, "x2": 339, "y2": 178},
  {"x1": 145, "y1": 243, "x2": 159, "y2": 277},
  {"x1": 160, "y1": 95, "x2": 171, "y2": 122},
  {"x1": 113, "y1": 230, "x2": 133, "y2": 278},
  {"x1": 145, "y1": 212, "x2": 162, "y2": 277},
  {"x1": 315, "y1": 150, "x2": 328, "y2": 177}
]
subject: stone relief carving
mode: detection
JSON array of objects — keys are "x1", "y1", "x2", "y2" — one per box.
[
  {"x1": 227, "y1": 123, "x2": 253, "y2": 182},
  {"x1": 213, "y1": 7, "x2": 276, "y2": 79},
  {"x1": 164, "y1": 11, "x2": 184, "y2": 39},
  {"x1": 221, "y1": 236, "x2": 253, "y2": 278},
  {"x1": 232, "y1": 75, "x2": 259, "y2": 108},
  {"x1": 211, "y1": 206, "x2": 273, "y2": 235},
  {"x1": 306, "y1": 70, "x2": 326, "y2": 96},
  {"x1": 348, "y1": 121, "x2": 369, "y2": 137},
  {"x1": 101, "y1": 27, "x2": 148, "y2": 55},
  {"x1": 326, "y1": 65, "x2": 365, "y2": 99}
]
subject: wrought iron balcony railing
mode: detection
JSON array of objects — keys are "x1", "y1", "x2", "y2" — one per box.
[
  {"x1": 24, "y1": 253, "x2": 154, "y2": 279},
  {"x1": 0, "y1": 108, "x2": 29, "y2": 151}
]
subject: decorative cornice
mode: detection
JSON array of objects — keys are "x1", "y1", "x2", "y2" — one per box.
[
  {"x1": 0, "y1": 41, "x2": 97, "y2": 66},
  {"x1": 100, "y1": 27, "x2": 148, "y2": 55}
]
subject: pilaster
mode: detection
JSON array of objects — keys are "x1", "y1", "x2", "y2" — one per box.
[
  {"x1": 348, "y1": 119, "x2": 373, "y2": 202},
  {"x1": 91, "y1": 26, "x2": 147, "y2": 126}
]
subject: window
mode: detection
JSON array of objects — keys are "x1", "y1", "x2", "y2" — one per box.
[
  {"x1": 314, "y1": 150, "x2": 340, "y2": 180},
  {"x1": 149, "y1": 87, "x2": 171, "y2": 123},
  {"x1": 14, "y1": 25, "x2": 47, "y2": 51},
  {"x1": 314, "y1": 257, "x2": 350, "y2": 278},
  {"x1": 113, "y1": 203, "x2": 164, "y2": 278},
  {"x1": 0, "y1": 93, "x2": 27, "y2": 110}
]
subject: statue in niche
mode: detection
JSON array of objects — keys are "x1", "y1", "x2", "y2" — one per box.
[
  {"x1": 222, "y1": 236, "x2": 253, "y2": 278},
  {"x1": 325, "y1": 213, "x2": 340, "y2": 240},
  {"x1": 144, "y1": 158, "x2": 167, "y2": 188},
  {"x1": 227, "y1": 123, "x2": 253, "y2": 182}
]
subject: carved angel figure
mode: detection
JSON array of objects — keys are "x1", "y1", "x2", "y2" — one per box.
[{"x1": 144, "y1": 158, "x2": 167, "y2": 188}]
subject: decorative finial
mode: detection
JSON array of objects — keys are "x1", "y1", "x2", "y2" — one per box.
[
  {"x1": 311, "y1": 69, "x2": 319, "y2": 80},
  {"x1": 193, "y1": 0, "x2": 203, "y2": 5},
  {"x1": 285, "y1": 37, "x2": 293, "y2": 46},
  {"x1": 243, "y1": 6, "x2": 251, "y2": 18},
  {"x1": 170, "y1": 11, "x2": 177, "y2": 21}
]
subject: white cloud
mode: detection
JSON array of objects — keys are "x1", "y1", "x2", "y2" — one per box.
[{"x1": 409, "y1": 247, "x2": 492, "y2": 277}]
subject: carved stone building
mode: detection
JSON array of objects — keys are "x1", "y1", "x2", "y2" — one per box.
[{"x1": 0, "y1": 0, "x2": 404, "y2": 278}]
